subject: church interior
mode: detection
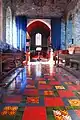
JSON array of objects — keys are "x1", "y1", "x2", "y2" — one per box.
[{"x1": 0, "y1": 0, "x2": 80, "y2": 120}]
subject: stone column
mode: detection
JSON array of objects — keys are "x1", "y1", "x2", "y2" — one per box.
[{"x1": 0, "y1": 0, "x2": 3, "y2": 41}]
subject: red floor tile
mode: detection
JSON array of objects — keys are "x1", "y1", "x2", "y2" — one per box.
[
  {"x1": 68, "y1": 85, "x2": 80, "y2": 91},
  {"x1": 58, "y1": 90, "x2": 75, "y2": 98},
  {"x1": 75, "y1": 85, "x2": 80, "y2": 90},
  {"x1": 44, "y1": 97, "x2": 64, "y2": 107},
  {"x1": 38, "y1": 85, "x2": 52, "y2": 90},
  {"x1": 50, "y1": 81, "x2": 61, "y2": 85},
  {"x1": 23, "y1": 89, "x2": 38, "y2": 96},
  {"x1": 38, "y1": 78, "x2": 45, "y2": 80},
  {"x1": 27, "y1": 80, "x2": 35, "y2": 85},
  {"x1": 49, "y1": 78, "x2": 56, "y2": 81},
  {"x1": 22, "y1": 107, "x2": 47, "y2": 120},
  {"x1": 4, "y1": 95, "x2": 22, "y2": 103},
  {"x1": 1, "y1": 63, "x2": 80, "y2": 120},
  {"x1": 44, "y1": 75, "x2": 49, "y2": 78},
  {"x1": 68, "y1": 86, "x2": 77, "y2": 90},
  {"x1": 75, "y1": 110, "x2": 80, "y2": 117}
]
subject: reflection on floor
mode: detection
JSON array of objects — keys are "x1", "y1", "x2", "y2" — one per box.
[{"x1": 0, "y1": 63, "x2": 80, "y2": 120}]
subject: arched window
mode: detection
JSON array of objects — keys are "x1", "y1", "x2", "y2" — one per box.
[
  {"x1": 35, "y1": 33, "x2": 42, "y2": 46},
  {"x1": 13, "y1": 16, "x2": 17, "y2": 48},
  {"x1": 6, "y1": 6, "x2": 12, "y2": 45}
]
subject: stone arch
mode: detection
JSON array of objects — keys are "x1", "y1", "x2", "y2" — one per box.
[
  {"x1": 27, "y1": 19, "x2": 50, "y2": 52},
  {"x1": 27, "y1": 19, "x2": 51, "y2": 30}
]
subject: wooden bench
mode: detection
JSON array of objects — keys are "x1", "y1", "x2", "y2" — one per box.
[
  {"x1": 57, "y1": 50, "x2": 69, "y2": 65},
  {"x1": 0, "y1": 52, "x2": 23, "y2": 81},
  {"x1": 69, "y1": 54, "x2": 80, "y2": 70},
  {"x1": 70, "y1": 59, "x2": 79, "y2": 70},
  {"x1": 53, "y1": 50, "x2": 69, "y2": 65},
  {"x1": 68, "y1": 46, "x2": 80, "y2": 70},
  {"x1": 53, "y1": 45, "x2": 80, "y2": 70}
]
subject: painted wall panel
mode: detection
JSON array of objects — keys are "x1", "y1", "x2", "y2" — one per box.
[{"x1": 51, "y1": 18, "x2": 61, "y2": 50}]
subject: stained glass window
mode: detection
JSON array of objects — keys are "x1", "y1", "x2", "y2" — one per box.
[{"x1": 35, "y1": 33, "x2": 42, "y2": 46}]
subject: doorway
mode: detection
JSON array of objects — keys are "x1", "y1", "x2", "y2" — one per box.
[{"x1": 26, "y1": 19, "x2": 51, "y2": 62}]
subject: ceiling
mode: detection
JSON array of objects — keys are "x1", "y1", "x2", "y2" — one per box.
[{"x1": 12, "y1": 0, "x2": 74, "y2": 18}]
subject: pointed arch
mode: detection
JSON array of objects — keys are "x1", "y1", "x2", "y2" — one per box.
[{"x1": 27, "y1": 19, "x2": 51, "y2": 30}]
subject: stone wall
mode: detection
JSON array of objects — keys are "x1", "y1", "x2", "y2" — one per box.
[
  {"x1": 2, "y1": 0, "x2": 10, "y2": 41},
  {"x1": 66, "y1": 0, "x2": 80, "y2": 46},
  {"x1": 73, "y1": 2, "x2": 80, "y2": 45},
  {"x1": 2, "y1": 0, "x2": 15, "y2": 43},
  {"x1": 0, "y1": 0, "x2": 3, "y2": 40},
  {"x1": 2, "y1": 0, "x2": 80, "y2": 49},
  {"x1": 61, "y1": 19, "x2": 66, "y2": 50},
  {"x1": 66, "y1": 18, "x2": 73, "y2": 48}
]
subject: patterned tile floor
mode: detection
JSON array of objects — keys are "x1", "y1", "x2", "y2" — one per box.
[{"x1": 0, "y1": 62, "x2": 80, "y2": 120}]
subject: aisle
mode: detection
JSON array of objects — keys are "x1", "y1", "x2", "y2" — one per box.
[{"x1": 0, "y1": 63, "x2": 80, "y2": 120}]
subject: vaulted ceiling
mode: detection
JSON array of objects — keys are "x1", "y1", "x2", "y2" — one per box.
[
  {"x1": 6, "y1": 0, "x2": 78, "y2": 18},
  {"x1": 13, "y1": 0, "x2": 71, "y2": 17}
]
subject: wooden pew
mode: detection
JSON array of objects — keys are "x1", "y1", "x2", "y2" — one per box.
[
  {"x1": 59, "y1": 46, "x2": 80, "y2": 70},
  {"x1": 54, "y1": 50, "x2": 69, "y2": 66},
  {"x1": 0, "y1": 52, "x2": 23, "y2": 82},
  {"x1": 69, "y1": 47, "x2": 80, "y2": 70}
]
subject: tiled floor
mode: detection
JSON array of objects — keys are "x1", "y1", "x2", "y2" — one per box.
[{"x1": 0, "y1": 62, "x2": 80, "y2": 120}]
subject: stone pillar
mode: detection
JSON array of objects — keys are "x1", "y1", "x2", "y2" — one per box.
[
  {"x1": 66, "y1": 18, "x2": 72, "y2": 48},
  {"x1": 0, "y1": 0, "x2": 3, "y2": 41},
  {"x1": 61, "y1": 19, "x2": 66, "y2": 50},
  {"x1": 74, "y1": 12, "x2": 80, "y2": 45}
]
